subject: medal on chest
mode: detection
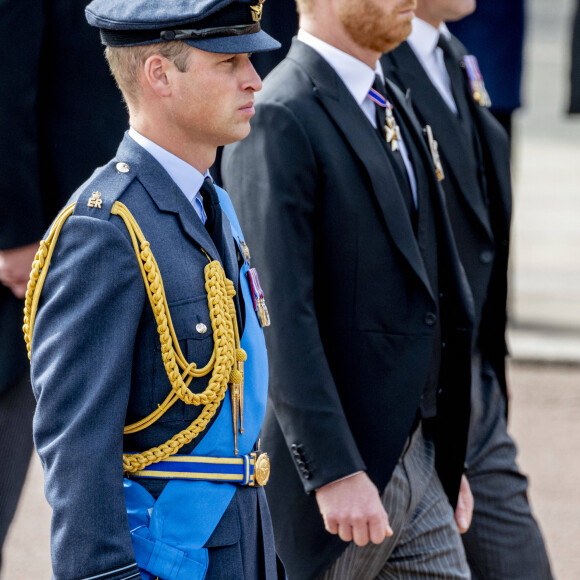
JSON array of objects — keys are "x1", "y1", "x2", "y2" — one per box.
[{"x1": 462, "y1": 55, "x2": 492, "y2": 108}]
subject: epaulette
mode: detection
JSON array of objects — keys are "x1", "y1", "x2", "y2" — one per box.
[{"x1": 73, "y1": 159, "x2": 136, "y2": 220}]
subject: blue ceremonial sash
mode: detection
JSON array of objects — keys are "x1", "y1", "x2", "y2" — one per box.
[{"x1": 124, "y1": 187, "x2": 269, "y2": 580}]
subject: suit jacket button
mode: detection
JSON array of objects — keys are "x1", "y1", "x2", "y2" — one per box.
[
  {"x1": 479, "y1": 250, "x2": 494, "y2": 264},
  {"x1": 424, "y1": 313, "x2": 437, "y2": 326}
]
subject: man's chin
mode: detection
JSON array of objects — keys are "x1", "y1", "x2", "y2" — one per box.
[{"x1": 220, "y1": 126, "x2": 252, "y2": 147}]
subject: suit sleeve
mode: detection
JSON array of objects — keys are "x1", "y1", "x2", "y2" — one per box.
[
  {"x1": 30, "y1": 215, "x2": 144, "y2": 580},
  {"x1": 0, "y1": 0, "x2": 47, "y2": 249},
  {"x1": 222, "y1": 101, "x2": 366, "y2": 493}
]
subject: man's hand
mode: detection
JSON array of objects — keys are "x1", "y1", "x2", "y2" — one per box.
[
  {"x1": 0, "y1": 242, "x2": 39, "y2": 299},
  {"x1": 315, "y1": 471, "x2": 393, "y2": 546},
  {"x1": 454, "y1": 474, "x2": 474, "y2": 534}
]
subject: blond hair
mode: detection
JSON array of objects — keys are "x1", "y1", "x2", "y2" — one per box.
[{"x1": 105, "y1": 41, "x2": 192, "y2": 109}]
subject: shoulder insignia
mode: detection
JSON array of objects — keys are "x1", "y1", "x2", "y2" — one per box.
[
  {"x1": 73, "y1": 159, "x2": 135, "y2": 220},
  {"x1": 87, "y1": 191, "x2": 103, "y2": 209}
]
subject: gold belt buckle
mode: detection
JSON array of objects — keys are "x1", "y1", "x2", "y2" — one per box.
[{"x1": 250, "y1": 452, "x2": 271, "y2": 486}]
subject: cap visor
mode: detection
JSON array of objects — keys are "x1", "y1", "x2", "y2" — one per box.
[{"x1": 183, "y1": 29, "x2": 280, "y2": 53}]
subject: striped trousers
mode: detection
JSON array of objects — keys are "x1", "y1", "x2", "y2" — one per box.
[
  {"x1": 462, "y1": 355, "x2": 553, "y2": 579},
  {"x1": 320, "y1": 425, "x2": 470, "y2": 580}
]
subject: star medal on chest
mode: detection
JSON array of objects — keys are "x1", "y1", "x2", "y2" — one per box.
[
  {"x1": 246, "y1": 266, "x2": 271, "y2": 327},
  {"x1": 368, "y1": 87, "x2": 401, "y2": 152},
  {"x1": 462, "y1": 55, "x2": 492, "y2": 108}
]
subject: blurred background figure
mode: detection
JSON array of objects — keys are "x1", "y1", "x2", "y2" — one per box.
[
  {"x1": 569, "y1": 0, "x2": 580, "y2": 113},
  {"x1": 0, "y1": 0, "x2": 126, "y2": 569},
  {"x1": 250, "y1": 0, "x2": 298, "y2": 79},
  {"x1": 448, "y1": 0, "x2": 525, "y2": 140}
]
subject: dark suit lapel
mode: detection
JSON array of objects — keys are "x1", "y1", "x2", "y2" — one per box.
[
  {"x1": 448, "y1": 35, "x2": 512, "y2": 236},
  {"x1": 287, "y1": 42, "x2": 432, "y2": 297},
  {"x1": 115, "y1": 134, "x2": 222, "y2": 263},
  {"x1": 470, "y1": 96, "x2": 512, "y2": 235},
  {"x1": 383, "y1": 44, "x2": 493, "y2": 240}
]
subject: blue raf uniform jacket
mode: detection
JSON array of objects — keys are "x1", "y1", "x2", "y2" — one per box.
[{"x1": 29, "y1": 133, "x2": 270, "y2": 580}]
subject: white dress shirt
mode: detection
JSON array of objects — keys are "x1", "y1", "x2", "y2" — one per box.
[
  {"x1": 297, "y1": 29, "x2": 417, "y2": 206},
  {"x1": 128, "y1": 126, "x2": 208, "y2": 223},
  {"x1": 407, "y1": 19, "x2": 458, "y2": 114}
]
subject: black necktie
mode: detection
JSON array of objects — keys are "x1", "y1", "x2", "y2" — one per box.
[
  {"x1": 436, "y1": 34, "x2": 472, "y2": 123},
  {"x1": 372, "y1": 75, "x2": 417, "y2": 232},
  {"x1": 200, "y1": 176, "x2": 246, "y2": 332},
  {"x1": 200, "y1": 176, "x2": 225, "y2": 262}
]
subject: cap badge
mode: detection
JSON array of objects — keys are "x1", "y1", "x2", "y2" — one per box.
[
  {"x1": 250, "y1": 0, "x2": 266, "y2": 22},
  {"x1": 87, "y1": 191, "x2": 103, "y2": 209}
]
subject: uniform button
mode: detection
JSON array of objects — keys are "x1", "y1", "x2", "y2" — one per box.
[
  {"x1": 297, "y1": 460, "x2": 306, "y2": 468},
  {"x1": 424, "y1": 313, "x2": 437, "y2": 326},
  {"x1": 290, "y1": 444, "x2": 298, "y2": 451},
  {"x1": 196, "y1": 323, "x2": 208, "y2": 334},
  {"x1": 116, "y1": 162, "x2": 130, "y2": 173},
  {"x1": 438, "y1": 388, "x2": 443, "y2": 395},
  {"x1": 442, "y1": 342, "x2": 446, "y2": 349},
  {"x1": 479, "y1": 250, "x2": 493, "y2": 264},
  {"x1": 303, "y1": 472, "x2": 312, "y2": 480}
]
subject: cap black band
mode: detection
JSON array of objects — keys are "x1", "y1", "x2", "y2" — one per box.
[
  {"x1": 101, "y1": 22, "x2": 261, "y2": 47},
  {"x1": 161, "y1": 23, "x2": 260, "y2": 41}
]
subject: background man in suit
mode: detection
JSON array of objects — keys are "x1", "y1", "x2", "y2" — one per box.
[
  {"x1": 27, "y1": 0, "x2": 282, "y2": 578},
  {"x1": 381, "y1": 2, "x2": 553, "y2": 578},
  {"x1": 0, "y1": 0, "x2": 126, "y2": 568},
  {"x1": 222, "y1": 0, "x2": 477, "y2": 577}
]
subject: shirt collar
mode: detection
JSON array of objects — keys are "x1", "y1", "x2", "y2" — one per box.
[
  {"x1": 297, "y1": 28, "x2": 382, "y2": 107},
  {"x1": 407, "y1": 18, "x2": 450, "y2": 61},
  {"x1": 128, "y1": 126, "x2": 209, "y2": 207}
]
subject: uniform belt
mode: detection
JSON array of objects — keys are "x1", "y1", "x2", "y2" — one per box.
[{"x1": 127, "y1": 452, "x2": 271, "y2": 487}]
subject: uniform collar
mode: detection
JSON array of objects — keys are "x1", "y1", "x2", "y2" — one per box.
[{"x1": 128, "y1": 127, "x2": 210, "y2": 209}]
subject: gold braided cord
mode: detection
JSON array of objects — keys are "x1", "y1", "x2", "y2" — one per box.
[
  {"x1": 22, "y1": 201, "x2": 246, "y2": 475},
  {"x1": 23, "y1": 204, "x2": 76, "y2": 360}
]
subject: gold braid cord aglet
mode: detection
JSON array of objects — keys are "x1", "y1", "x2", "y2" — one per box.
[{"x1": 23, "y1": 201, "x2": 246, "y2": 475}]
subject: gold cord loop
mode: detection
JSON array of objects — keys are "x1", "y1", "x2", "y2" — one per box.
[{"x1": 23, "y1": 201, "x2": 245, "y2": 474}]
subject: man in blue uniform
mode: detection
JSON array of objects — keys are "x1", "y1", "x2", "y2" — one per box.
[{"x1": 25, "y1": 1, "x2": 281, "y2": 579}]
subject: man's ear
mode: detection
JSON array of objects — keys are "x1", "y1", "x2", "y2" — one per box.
[{"x1": 142, "y1": 54, "x2": 173, "y2": 98}]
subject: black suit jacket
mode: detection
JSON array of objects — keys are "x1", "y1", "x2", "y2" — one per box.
[
  {"x1": 222, "y1": 40, "x2": 473, "y2": 579},
  {"x1": 382, "y1": 38, "x2": 512, "y2": 400},
  {"x1": 0, "y1": 0, "x2": 127, "y2": 392}
]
